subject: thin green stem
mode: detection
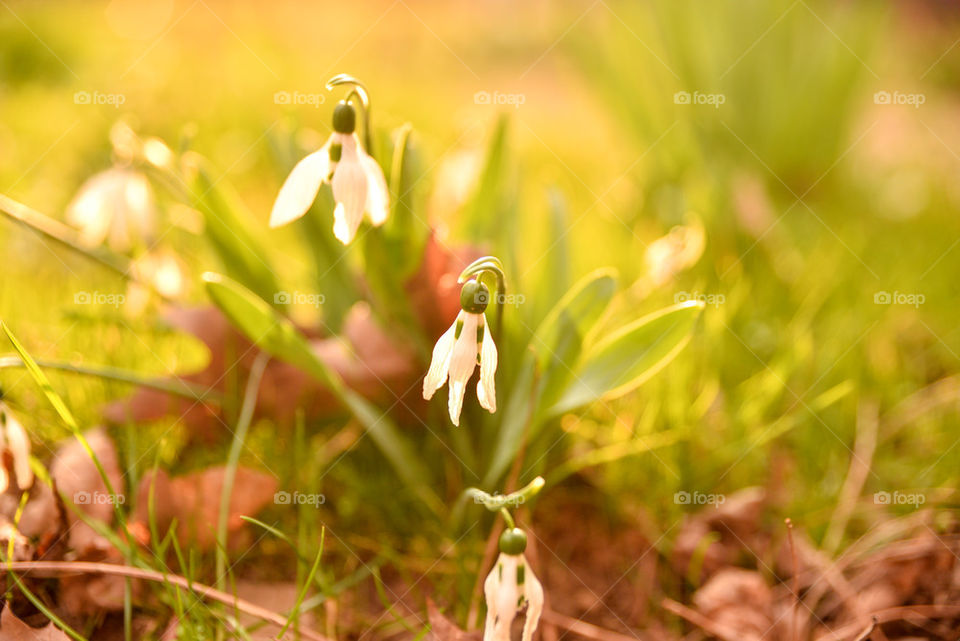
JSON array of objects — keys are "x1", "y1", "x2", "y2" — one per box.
[
  {"x1": 0, "y1": 194, "x2": 172, "y2": 301},
  {"x1": 0, "y1": 356, "x2": 220, "y2": 403},
  {"x1": 215, "y1": 352, "x2": 270, "y2": 592}
]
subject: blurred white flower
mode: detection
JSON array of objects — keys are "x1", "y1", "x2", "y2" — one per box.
[
  {"x1": 0, "y1": 404, "x2": 33, "y2": 493},
  {"x1": 270, "y1": 101, "x2": 389, "y2": 245},
  {"x1": 126, "y1": 248, "x2": 188, "y2": 313},
  {"x1": 66, "y1": 166, "x2": 155, "y2": 253},
  {"x1": 483, "y1": 551, "x2": 543, "y2": 641},
  {"x1": 644, "y1": 221, "x2": 705, "y2": 287},
  {"x1": 422, "y1": 281, "x2": 497, "y2": 426}
]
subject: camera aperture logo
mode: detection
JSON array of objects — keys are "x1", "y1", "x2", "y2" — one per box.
[
  {"x1": 474, "y1": 90, "x2": 525, "y2": 109},
  {"x1": 674, "y1": 91, "x2": 725, "y2": 109},
  {"x1": 674, "y1": 490, "x2": 726, "y2": 507},
  {"x1": 873, "y1": 290, "x2": 924, "y2": 308},
  {"x1": 74, "y1": 91, "x2": 126, "y2": 108},
  {"x1": 274, "y1": 490, "x2": 326, "y2": 506},
  {"x1": 274, "y1": 290, "x2": 325, "y2": 308}
]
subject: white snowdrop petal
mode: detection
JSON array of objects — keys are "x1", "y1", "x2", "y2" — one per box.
[
  {"x1": 332, "y1": 202, "x2": 353, "y2": 244},
  {"x1": 361, "y1": 150, "x2": 390, "y2": 226},
  {"x1": 269, "y1": 144, "x2": 331, "y2": 228},
  {"x1": 123, "y1": 171, "x2": 155, "y2": 242},
  {"x1": 330, "y1": 138, "x2": 368, "y2": 244},
  {"x1": 446, "y1": 313, "x2": 480, "y2": 425},
  {"x1": 521, "y1": 560, "x2": 544, "y2": 641},
  {"x1": 484, "y1": 554, "x2": 521, "y2": 641},
  {"x1": 448, "y1": 379, "x2": 467, "y2": 427},
  {"x1": 423, "y1": 316, "x2": 459, "y2": 400},
  {"x1": 67, "y1": 170, "x2": 121, "y2": 248},
  {"x1": 476, "y1": 315, "x2": 498, "y2": 413},
  {"x1": 3, "y1": 412, "x2": 32, "y2": 490}
]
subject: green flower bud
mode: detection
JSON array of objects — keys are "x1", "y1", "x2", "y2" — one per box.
[
  {"x1": 460, "y1": 280, "x2": 490, "y2": 314},
  {"x1": 332, "y1": 101, "x2": 356, "y2": 134},
  {"x1": 498, "y1": 527, "x2": 527, "y2": 555}
]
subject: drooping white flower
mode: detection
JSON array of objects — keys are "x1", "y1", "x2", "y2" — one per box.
[
  {"x1": 269, "y1": 100, "x2": 389, "y2": 245},
  {"x1": 483, "y1": 529, "x2": 543, "y2": 641},
  {"x1": 0, "y1": 404, "x2": 33, "y2": 493},
  {"x1": 66, "y1": 166, "x2": 155, "y2": 252},
  {"x1": 422, "y1": 280, "x2": 497, "y2": 426}
]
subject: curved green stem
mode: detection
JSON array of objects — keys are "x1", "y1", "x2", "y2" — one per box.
[
  {"x1": 465, "y1": 475, "x2": 544, "y2": 512},
  {"x1": 459, "y1": 256, "x2": 507, "y2": 343},
  {"x1": 326, "y1": 74, "x2": 374, "y2": 157}
]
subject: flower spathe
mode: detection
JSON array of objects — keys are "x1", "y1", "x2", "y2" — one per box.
[
  {"x1": 483, "y1": 552, "x2": 543, "y2": 641},
  {"x1": 422, "y1": 308, "x2": 498, "y2": 426},
  {"x1": 269, "y1": 102, "x2": 389, "y2": 245}
]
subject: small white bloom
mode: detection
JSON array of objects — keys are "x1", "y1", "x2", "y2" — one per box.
[
  {"x1": 483, "y1": 552, "x2": 543, "y2": 641},
  {"x1": 270, "y1": 101, "x2": 389, "y2": 245},
  {"x1": 0, "y1": 404, "x2": 33, "y2": 493},
  {"x1": 422, "y1": 293, "x2": 498, "y2": 426},
  {"x1": 67, "y1": 167, "x2": 155, "y2": 252}
]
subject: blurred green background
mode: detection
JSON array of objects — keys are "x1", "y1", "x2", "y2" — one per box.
[{"x1": 2, "y1": 0, "x2": 960, "y2": 628}]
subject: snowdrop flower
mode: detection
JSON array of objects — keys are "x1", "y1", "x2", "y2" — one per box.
[
  {"x1": 67, "y1": 166, "x2": 155, "y2": 253},
  {"x1": 422, "y1": 279, "x2": 498, "y2": 426},
  {"x1": 269, "y1": 100, "x2": 389, "y2": 245},
  {"x1": 484, "y1": 528, "x2": 543, "y2": 641},
  {"x1": 0, "y1": 403, "x2": 33, "y2": 493}
]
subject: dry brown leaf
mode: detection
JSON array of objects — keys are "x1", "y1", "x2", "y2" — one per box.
[
  {"x1": 233, "y1": 580, "x2": 318, "y2": 640},
  {"x1": 672, "y1": 487, "x2": 766, "y2": 581},
  {"x1": 104, "y1": 302, "x2": 419, "y2": 437},
  {"x1": 132, "y1": 465, "x2": 277, "y2": 550},
  {"x1": 50, "y1": 428, "x2": 124, "y2": 556},
  {"x1": 406, "y1": 233, "x2": 483, "y2": 342},
  {"x1": 0, "y1": 604, "x2": 70, "y2": 640},
  {"x1": 693, "y1": 568, "x2": 773, "y2": 641},
  {"x1": 427, "y1": 599, "x2": 480, "y2": 641}
]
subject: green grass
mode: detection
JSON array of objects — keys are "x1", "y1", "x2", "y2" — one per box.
[{"x1": 1, "y1": 0, "x2": 959, "y2": 638}]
